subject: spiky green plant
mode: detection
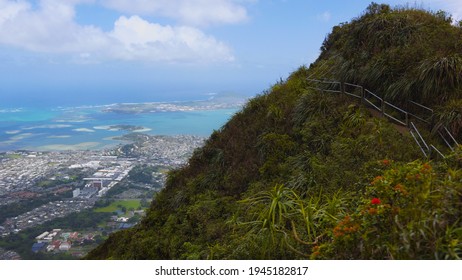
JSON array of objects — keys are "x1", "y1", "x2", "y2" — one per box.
[
  {"x1": 418, "y1": 55, "x2": 462, "y2": 102},
  {"x1": 434, "y1": 99, "x2": 462, "y2": 138}
]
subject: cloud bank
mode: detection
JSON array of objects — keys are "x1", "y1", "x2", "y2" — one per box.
[
  {"x1": 0, "y1": 0, "x2": 248, "y2": 63},
  {"x1": 101, "y1": 0, "x2": 250, "y2": 26}
]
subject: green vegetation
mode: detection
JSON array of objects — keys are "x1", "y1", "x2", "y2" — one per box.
[
  {"x1": 0, "y1": 210, "x2": 110, "y2": 260},
  {"x1": 317, "y1": 2, "x2": 462, "y2": 135},
  {"x1": 99, "y1": 178, "x2": 157, "y2": 201},
  {"x1": 86, "y1": 3, "x2": 462, "y2": 260},
  {"x1": 128, "y1": 165, "x2": 157, "y2": 184},
  {"x1": 94, "y1": 200, "x2": 142, "y2": 214},
  {"x1": 6, "y1": 153, "x2": 21, "y2": 159},
  {"x1": 0, "y1": 191, "x2": 72, "y2": 224}
]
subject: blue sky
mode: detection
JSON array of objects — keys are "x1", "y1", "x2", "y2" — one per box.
[{"x1": 0, "y1": 0, "x2": 460, "y2": 106}]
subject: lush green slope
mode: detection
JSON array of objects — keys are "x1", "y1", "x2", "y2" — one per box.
[
  {"x1": 86, "y1": 3, "x2": 462, "y2": 260},
  {"x1": 316, "y1": 3, "x2": 462, "y2": 135}
]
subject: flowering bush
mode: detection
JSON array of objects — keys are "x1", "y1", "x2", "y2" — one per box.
[
  {"x1": 370, "y1": 198, "x2": 381, "y2": 205},
  {"x1": 312, "y1": 160, "x2": 462, "y2": 259}
]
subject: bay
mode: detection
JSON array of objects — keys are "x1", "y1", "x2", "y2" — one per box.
[{"x1": 0, "y1": 98, "x2": 242, "y2": 151}]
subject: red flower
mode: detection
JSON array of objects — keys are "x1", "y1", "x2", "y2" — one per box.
[
  {"x1": 382, "y1": 159, "x2": 390, "y2": 165},
  {"x1": 371, "y1": 198, "x2": 381, "y2": 205},
  {"x1": 423, "y1": 163, "x2": 431, "y2": 170}
]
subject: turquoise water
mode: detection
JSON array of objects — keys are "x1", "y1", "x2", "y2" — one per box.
[{"x1": 0, "y1": 105, "x2": 239, "y2": 151}]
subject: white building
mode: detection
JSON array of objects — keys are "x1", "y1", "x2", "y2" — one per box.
[
  {"x1": 35, "y1": 231, "x2": 49, "y2": 240},
  {"x1": 59, "y1": 242, "x2": 71, "y2": 251},
  {"x1": 72, "y1": 188, "x2": 80, "y2": 198}
]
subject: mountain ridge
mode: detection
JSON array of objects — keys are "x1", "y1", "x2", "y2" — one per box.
[{"x1": 86, "y1": 3, "x2": 462, "y2": 260}]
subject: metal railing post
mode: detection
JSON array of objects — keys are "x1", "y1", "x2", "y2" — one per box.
[{"x1": 306, "y1": 76, "x2": 449, "y2": 160}]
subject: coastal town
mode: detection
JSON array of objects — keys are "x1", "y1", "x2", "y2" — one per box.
[
  {"x1": 0, "y1": 134, "x2": 205, "y2": 259},
  {"x1": 101, "y1": 94, "x2": 246, "y2": 115}
]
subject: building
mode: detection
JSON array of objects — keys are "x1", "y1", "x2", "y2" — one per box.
[
  {"x1": 116, "y1": 217, "x2": 129, "y2": 223},
  {"x1": 46, "y1": 244, "x2": 55, "y2": 252},
  {"x1": 72, "y1": 188, "x2": 80, "y2": 198},
  {"x1": 51, "y1": 240, "x2": 62, "y2": 250},
  {"x1": 35, "y1": 231, "x2": 49, "y2": 240},
  {"x1": 59, "y1": 242, "x2": 71, "y2": 251},
  {"x1": 92, "y1": 180, "x2": 103, "y2": 188},
  {"x1": 0, "y1": 250, "x2": 21, "y2": 260},
  {"x1": 32, "y1": 243, "x2": 46, "y2": 253},
  {"x1": 69, "y1": 232, "x2": 79, "y2": 240},
  {"x1": 79, "y1": 187, "x2": 98, "y2": 199}
]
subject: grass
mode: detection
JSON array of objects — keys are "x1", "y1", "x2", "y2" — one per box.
[
  {"x1": 6, "y1": 154, "x2": 21, "y2": 159},
  {"x1": 94, "y1": 200, "x2": 142, "y2": 214}
]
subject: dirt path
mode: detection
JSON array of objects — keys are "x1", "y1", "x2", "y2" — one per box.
[{"x1": 366, "y1": 108, "x2": 410, "y2": 135}]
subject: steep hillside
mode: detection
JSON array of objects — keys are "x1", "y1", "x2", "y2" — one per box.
[
  {"x1": 316, "y1": 3, "x2": 462, "y2": 136},
  {"x1": 87, "y1": 3, "x2": 462, "y2": 260}
]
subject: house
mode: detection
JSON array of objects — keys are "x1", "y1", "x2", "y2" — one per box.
[
  {"x1": 51, "y1": 240, "x2": 62, "y2": 249},
  {"x1": 116, "y1": 217, "x2": 129, "y2": 223},
  {"x1": 32, "y1": 243, "x2": 46, "y2": 253},
  {"x1": 59, "y1": 242, "x2": 71, "y2": 251},
  {"x1": 84, "y1": 233, "x2": 95, "y2": 241},
  {"x1": 35, "y1": 231, "x2": 49, "y2": 240},
  {"x1": 69, "y1": 232, "x2": 79, "y2": 240}
]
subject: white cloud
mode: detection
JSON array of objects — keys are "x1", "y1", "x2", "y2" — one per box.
[
  {"x1": 0, "y1": 0, "x2": 29, "y2": 25},
  {"x1": 0, "y1": 0, "x2": 110, "y2": 53},
  {"x1": 0, "y1": 0, "x2": 236, "y2": 63},
  {"x1": 109, "y1": 15, "x2": 234, "y2": 62},
  {"x1": 100, "y1": 0, "x2": 250, "y2": 26}
]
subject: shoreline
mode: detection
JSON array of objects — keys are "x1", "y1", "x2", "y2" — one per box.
[{"x1": 0, "y1": 107, "x2": 240, "y2": 152}]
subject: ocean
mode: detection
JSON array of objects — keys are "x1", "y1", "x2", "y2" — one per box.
[{"x1": 0, "y1": 93, "x2": 245, "y2": 152}]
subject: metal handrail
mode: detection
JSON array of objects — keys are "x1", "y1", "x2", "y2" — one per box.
[
  {"x1": 407, "y1": 112, "x2": 432, "y2": 124},
  {"x1": 410, "y1": 130, "x2": 428, "y2": 158},
  {"x1": 407, "y1": 100, "x2": 433, "y2": 124},
  {"x1": 306, "y1": 77, "x2": 458, "y2": 158},
  {"x1": 408, "y1": 100, "x2": 433, "y2": 113},
  {"x1": 384, "y1": 101, "x2": 408, "y2": 126},
  {"x1": 307, "y1": 79, "x2": 342, "y2": 93},
  {"x1": 438, "y1": 131, "x2": 454, "y2": 151},
  {"x1": 363, "y1": 89, "x2": 382, "y2": 111},
  {"x1": 344, "y1": 83, "x2": 363, "y2": 99},
  {"x1": 364, "y1": 89, "x2": 382, "y2": 102},
  {"x1": 410, "y1": 122, "x2": 429, "y2": 151},
  {"x1": 307, "y1": 78, "x2": 433, "y2": 129},
  {"x1": 430, "y1": 145, "x2": 446, "y2": 159},
  {"x1": 437, "y1": 127, "x2": 459, "y2": 151},
  {"x1": 444, "y1": 127, "x2": 459, "y2": 146}
]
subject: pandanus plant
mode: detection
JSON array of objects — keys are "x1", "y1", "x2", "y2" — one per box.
[{"x1": 418, "y1": 55, "x2": 462, "y2": 103}]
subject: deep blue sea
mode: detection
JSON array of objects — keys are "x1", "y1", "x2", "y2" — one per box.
[{"x1": 0, "y1": 93, "x2": 244, "y2": 151}]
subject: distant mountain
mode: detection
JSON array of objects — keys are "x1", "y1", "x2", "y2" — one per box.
[{"x1": 86, "y1": 3, "x2": 462, "y2": 260}]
